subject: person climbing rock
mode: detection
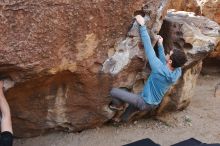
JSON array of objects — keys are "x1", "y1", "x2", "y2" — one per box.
[
  {"x1": 109, "y1": 15, "x2": 188, "y2": 122},
  {"x1": 0, "y1": 80, "x2": 13, "y2": 146}
]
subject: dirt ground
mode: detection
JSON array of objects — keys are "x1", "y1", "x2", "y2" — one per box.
[{"x1": 14, "y1": 73, "x2": 220, "y2": 146}]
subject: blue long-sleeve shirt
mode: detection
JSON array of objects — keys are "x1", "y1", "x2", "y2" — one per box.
[{"x1": 139, "y1": 26, "x2": 182, "y2": 105}]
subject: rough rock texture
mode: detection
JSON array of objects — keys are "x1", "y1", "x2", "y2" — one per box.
[
  {"x1": 200, "y1": 0, "x2": 220, "y2": 24},
  {"x1": 0, "y1": 0, "x2": 146, "y2": 78},
  {"x1": 201, "y1": 0, "x2": 219, "y2": 77},
  {"x1": 1, "y1": 0, "x2": 219, "y2": 137},
  {"x1": 105, "y1": 10, "x2": 220, "y2": 121},
  {"x1": 0, "y1": 0, "x2": 171, "y2": 137},
  {"x1": 7, "y1": 71, "x2": 114, "y2": 137},
  {"x1": 157, "y1": 10, "x2": 220, "y2": 113},
  {"x1": 209, "y1": 43, "x2": 220, "y2": 58},
  {"x1": 168, "y1": 0, "x2": 220, "y2": 24},
  {"x1": 168, "y1": 0, "x2": 201, "y2": 14},
  {"x1": 168, "y1": 0, "x2": 220, "y2": 60},
  {"x1": 199, "y1": 0, "x2": 220, "y2": 59}
]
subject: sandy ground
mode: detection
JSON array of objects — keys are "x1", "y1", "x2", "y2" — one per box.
[{"x1": 14, "y1": 74, "x2": 220, "y2": 146}]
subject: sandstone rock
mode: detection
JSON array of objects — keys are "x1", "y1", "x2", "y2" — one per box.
[
  {"x1": 107, "y1": 10, "x2": 220, "y2": 122},
  {"x1": 7, "y1": 71, "x2": 115, "y2": 137},
  {"x1": 198, "y1": 0, "x2": 220, "y2": 69},
  {"x1": 0, "y1": 0, "x2": 171, "y2": 137},
  {"x1": 209, "y1": 43, "x2": 220, "y2": 59},
  {"x1": 1, "y1": 0, "x2": 219, "y2": 137},
  {"x1": 200, "y1": 0, "x2": 220, "y2": 24},
  {"x1": 0, "y1": 0, "x2": 146, "y2": 80},
  {"x1": 157, "y1": 10, "x2": 220, "y2": 113},
  {"x1": 168, "y1": 0, "x2": 201, "y2": 15},
  {"x1": 168, "y1": 0, "x2": 220, "y2": 25},
  {"x1": 168, "y1": 0, "x2": 220, "y2": 62}
]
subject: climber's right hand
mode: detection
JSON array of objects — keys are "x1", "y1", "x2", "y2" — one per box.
[{"x1": 135, "y1": 15, "x2": 145, "y2": 26}]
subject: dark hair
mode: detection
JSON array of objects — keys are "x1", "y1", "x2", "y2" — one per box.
[{"x1": 170, "y1": 49, "x2": 187, "y2": 68}]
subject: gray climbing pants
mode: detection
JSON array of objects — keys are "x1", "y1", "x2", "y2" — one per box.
[{"x1": 110, "y1": 88, "x2": 157, "y2": 111}]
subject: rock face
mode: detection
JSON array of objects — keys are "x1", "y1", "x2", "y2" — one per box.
[
  {"x1": 199, "y1": 0, "x2": 220, "y2": 60},
  {"x1": 0, "y1": 0, "x2": 172, "y2": 137},
  {"x1": 0, "y1": 0, "x2": 146, "y2": 78},
  {"x1": 0, "y1": 0, "x2": 219, "y2": 137},
  {"x1": 7, "y1": 71, "x2": 114, "y2": 137},
  {"x1": 209, "y1": 43, "x2": 220, "y2": 59},
  {"x1": 192, "y1": 0, "x2": 220, "y2": 72},
  {"x1": 157, "y1": 10, "x2": 220, "y2": 113},
  {"x1": 168, "y1": 0, "x2": 201, "y2": 14},
  {"x1": 105, "y1": 10, "x2": 220, "y2": 121},
  {"x1": 200, "y1": 0, "x2": 220, "y2": 24},
  {"x1": 168, "y1": 0, "x2": 220, "y2": 24},
  {"x1": 168, "y1": 0, "x2": 220, "y2": 59}
]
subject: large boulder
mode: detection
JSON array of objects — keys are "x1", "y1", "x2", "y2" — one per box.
[
  {"x1": 0, "y1": 0, "x2": 171, "y2": 137},
  {"x1": 168, "y1": 0, "x2": 220, "y2": 62},
  {"x1": 157, "y1": 10, "x2": 220, "y2": 113},
  {"x1": 1, "y1": 0, "x2": 219, "y2": 137},
  {"x1": 199, "y1": 0, "x2": 220, "y2": 61},
  {"x1": 105, "y1": 10, "x2": 220, "y2": 121}
]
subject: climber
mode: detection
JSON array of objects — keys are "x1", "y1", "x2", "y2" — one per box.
[
  {"x1": 109, "y1": 15, "x2": 187, "y2": 122},
  {"x1": 0, "y1": 80, "x2": 13, "y2": 146}
]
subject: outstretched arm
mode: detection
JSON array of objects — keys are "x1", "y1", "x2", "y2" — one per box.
[
  {"x1": 157, "y1": 36, "x2": 166, "y2": 64},
  {"x1": 0, "y1": 81, "x2": 13, "y2": 133},
  {"x1": 135, "y1": 15, "x2": 162, "y2": 71}
]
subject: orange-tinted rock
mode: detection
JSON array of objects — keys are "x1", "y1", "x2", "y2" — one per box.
[
  {"x1": 168, "y1": 0, "x2": 201, "y2": 15},
  {"x1": 208, "y1": 42, "x2": 220, "y2": 59},
  {"x1": 199, "y1": 0, "x2": 220, "y2": 69},
  {"x1": 7, "y1": 71, "x2": 113, "y2": 137},
  {"x1": 200, "y1": 0, "x2": 220, "y2": 24},
  {"x1": 0, "y1": 0, "x2": 171, "y2": 137},
  {"x1": 0, "y1": 0, "x2": 147, "y2": 80},
  {"x1": 1, "y1": 0, "x2": 218, "y2": 137}
]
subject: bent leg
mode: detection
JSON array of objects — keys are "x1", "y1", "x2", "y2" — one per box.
[
  {"x1": 110, "y1": 88, "x2": 143, "y2": 109},
  {"x1": 110, "y1": 88, "x2": 158, "y2": 122}
]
